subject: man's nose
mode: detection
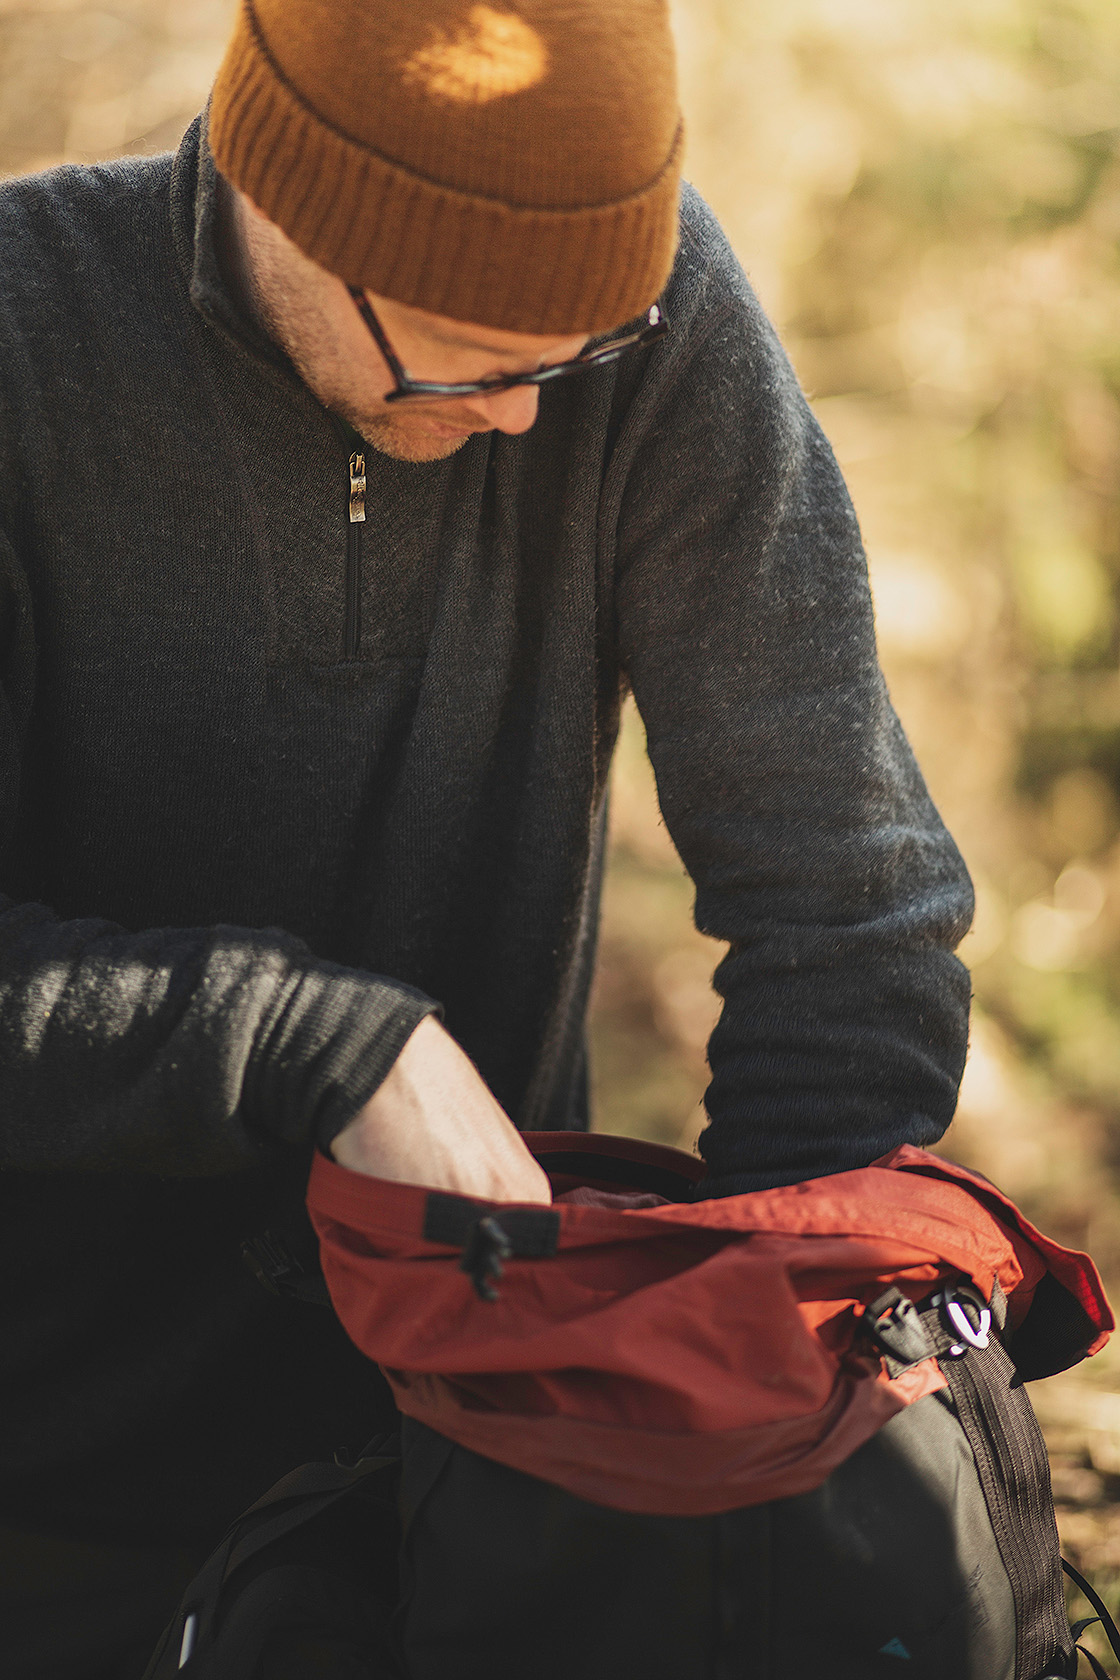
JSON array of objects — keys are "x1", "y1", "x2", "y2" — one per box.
[{"x1": 461, "y1": 383, "x2": 541, "y2": 435}]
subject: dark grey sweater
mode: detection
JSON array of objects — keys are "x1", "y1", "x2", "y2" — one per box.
[{"x1": 0, "y1": 119, "x2": 973, "y2": 1542}]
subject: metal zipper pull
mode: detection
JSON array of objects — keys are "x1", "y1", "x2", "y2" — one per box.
[{"x1": 348, "y1": 451, "x2": 366, "y2": 523}]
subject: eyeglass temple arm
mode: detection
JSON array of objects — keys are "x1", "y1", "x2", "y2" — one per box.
[{"x1": 348, "y1": 287, "x2": 410, "y2": 386}]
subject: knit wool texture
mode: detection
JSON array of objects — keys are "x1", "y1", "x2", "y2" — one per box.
[
  {"x1": 208, "y1": 0, "x2": 683, "y2": 333},
  {"x1": 0, "y1": 121, "x2": 972, "y2": 1543}
]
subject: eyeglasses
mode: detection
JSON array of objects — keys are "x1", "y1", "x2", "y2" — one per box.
[{"x1": 348, "y1": 287, "x2": 669, "y2": 406}]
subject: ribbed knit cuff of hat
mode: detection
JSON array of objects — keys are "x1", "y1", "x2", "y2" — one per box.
[{"x1": 209, "y1": 0, "x2": 683, "y2": 334}]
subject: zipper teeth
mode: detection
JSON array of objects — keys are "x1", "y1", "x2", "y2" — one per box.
[
  {"x1": 345, "y1": 451, "x2": 365, "y2": 661},
  {"x1": 345, "y1": 524, "x2": 361, "y2": 661}
]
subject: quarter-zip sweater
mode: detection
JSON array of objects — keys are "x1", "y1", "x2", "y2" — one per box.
[{"x1": 0, "y1": 120, "x2": 973, "y2": 1544}]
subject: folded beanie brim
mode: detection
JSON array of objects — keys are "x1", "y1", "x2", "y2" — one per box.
[{"x1": 209, "y1": 0, "x2": 683, "y2": 334}]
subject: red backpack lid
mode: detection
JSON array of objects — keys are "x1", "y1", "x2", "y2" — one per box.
[{"x1": 307, "y1": 1136, "x2": 1111, "y2": 1516}]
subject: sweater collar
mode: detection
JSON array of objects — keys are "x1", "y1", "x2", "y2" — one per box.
[
  {"x1": 170, "y1": 110, "x2": 299, "y2": 384},
  {"x1": 168, "y1": 110, "x2": 495, "y2": 465}
]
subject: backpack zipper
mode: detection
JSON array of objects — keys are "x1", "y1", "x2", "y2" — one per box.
[{"x1": 345, "y1": 449, "x2": 366, "y2": 661}]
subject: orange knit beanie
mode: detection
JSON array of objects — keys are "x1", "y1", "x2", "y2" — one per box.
[{"x1": 209, "y1": 0, "x2": 683, "y2": 335}]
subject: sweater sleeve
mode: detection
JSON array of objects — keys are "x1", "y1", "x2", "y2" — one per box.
[
  {"x1": 612, "y1": 212, "x2": 974, "y2": 1197},
  {"x1": 0, "y1": 528, "x2": 437, "y2": 1176}
]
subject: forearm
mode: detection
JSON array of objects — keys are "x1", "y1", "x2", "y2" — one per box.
[
  {"x1": 660, "y1": 691, "x2": 974, "y2": 1195},
  {"x1": 625, "y1": 574, "x2": 973, "y2": 1197},
  {"x1": 330, "y1": 1014, "x2": 552, "y2": 1203},
  {"x1": 0, "y1": 894, "x2": 436, "y2": 1174},
  {"x1": 611, "y1": 221, "x2": 973, "y2": 1193},
  {"x1": 694, "y1": 943, "x2": 971, "y2": 1196}
]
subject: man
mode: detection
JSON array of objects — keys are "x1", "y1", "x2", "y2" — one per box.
[{"x1": 0, "y1": 0, "x2": 973, "y2": 1672}]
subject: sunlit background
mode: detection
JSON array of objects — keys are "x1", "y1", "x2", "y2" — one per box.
[{"x1": 4, "y1": 0, "x2": 1120, "y2": 1624}]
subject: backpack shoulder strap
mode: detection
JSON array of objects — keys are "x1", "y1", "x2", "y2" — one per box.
[
  {"x1": 142, "y1": 1442, "x2": 399, "y2": 1680},
  {"x1": 920, "y1": 1298, "x2": 1071, "y2": 1680}
]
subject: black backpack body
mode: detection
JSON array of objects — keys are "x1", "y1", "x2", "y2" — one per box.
[
  {"x1": 396, "y1": 1290, "x2": 1065, "y2": 1680},
  {"x1": 141, "y1": 1440, "x2": 403, "y2": 1680},
  {"x1": 145, "y1": 1284, "x2": 1109, "y2": 1680}
]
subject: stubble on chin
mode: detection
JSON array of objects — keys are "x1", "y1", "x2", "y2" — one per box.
[
  {"x1": 328, "y1": 400, "x2": 475, "y2": 464},
  {"x1": 224, "y1": 186, "x2": 481, "y2": 465},
  {"x1": 278, "y1": 335, "x2": 475, "y2": 463},
  {"x1": 241, "y1": 249, "x2": 472, "y2": 461}
]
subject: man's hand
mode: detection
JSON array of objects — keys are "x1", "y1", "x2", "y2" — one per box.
[{"x1": 330, "y1": 1016, "x2": 552, "y2": 1204}]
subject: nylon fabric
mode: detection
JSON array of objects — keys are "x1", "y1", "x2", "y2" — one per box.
[
  {"x1": 397, "y1": 1400, "x2": 1020, "y2": 1679},
  {"x1": 142, "y1": 1450, "x2": 401, "y2": 1680},
  {"x1": 929, "y1": 1322, "x2": 1071, "y2": 1680},
  {"x1": 307, "y1": 1133, "x2": 1112, "y2": 1516},
  {"x1": 137, "y1": 1136, "x2": 1103, "y2": 1680}
]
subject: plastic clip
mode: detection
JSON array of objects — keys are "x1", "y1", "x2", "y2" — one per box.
[
  {"x1": 864, "y1": 1287, "x2": 935, "y2": 1373},
  {"x1": 461, "y1": 1215, "x2": 514, "y2": 1303},
  {"x1": 240, "y1": 1232, "x2": 330, "y2": 1307},
  {"x1": 933, "y1": 1286, "x2": 992, "y2": 1356}
]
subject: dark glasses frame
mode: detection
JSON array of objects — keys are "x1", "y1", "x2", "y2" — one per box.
[{"x1": 348, "y1": 287, "x2": 669, "y2": 405}]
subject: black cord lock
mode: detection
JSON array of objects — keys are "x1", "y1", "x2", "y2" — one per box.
[{"x1": 460, "y1": 1215, "x2": 514, "y2": 1302}]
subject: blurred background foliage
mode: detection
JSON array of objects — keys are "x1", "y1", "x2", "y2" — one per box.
[{"x1": 4, "y1": 0, "x2": 1120, "y2": 1606}]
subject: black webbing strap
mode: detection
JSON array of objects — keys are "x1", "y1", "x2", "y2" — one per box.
[
  {"x1": 865, "y1": 1286, "x2": 937, "y2": 1376},
  {"x1": 921, "y1": 1303, "x2": 1072, "y2": 1680},
  {"x1": 423, "y1": 1193, "x2": 561, "y2": 1301},
  {"x1": 1063, "y1": 1557, "x2": 1120, "y2": 1678},
  {"x1": 422, "y1": 1194, "x2": 560, "y2": 1254},
  {"x1": 141, "y1": 1444, "x2": 399, "y2": 1679},
  {"x1": 1074, "y1": 1642, "x2": 1112, "y2": 1680}
]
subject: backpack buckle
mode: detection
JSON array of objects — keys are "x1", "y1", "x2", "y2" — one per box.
[
  {"x1": 864, "y1": 1287, "x2": 935, "y2": 1373},
  {"x1": 241, "y1": 1231, "x2": 330, "y2": 1307},
  {"x1": 934, "y1": 1285, "x2": 992, "y2": 1355}
]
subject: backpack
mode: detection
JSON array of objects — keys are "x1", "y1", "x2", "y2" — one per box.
[
  {"x1": 149, "y1": 1135, "x2": 1116, "y2": 1679},
  {"x1": 141, "y1": 1436, "x2": 403, "y2": 1680}
]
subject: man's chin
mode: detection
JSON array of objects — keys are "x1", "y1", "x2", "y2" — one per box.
[{"x1": 343, "y1": 408, "x2": 479, "y2": 464}]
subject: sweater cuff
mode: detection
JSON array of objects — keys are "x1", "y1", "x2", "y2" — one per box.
[
  {"x1": 242, "y1": 960, "x2": 441, "y2": 1151},
  {"x1": 692, "y1": 1156, "x2": 886, "y2": 1201}
]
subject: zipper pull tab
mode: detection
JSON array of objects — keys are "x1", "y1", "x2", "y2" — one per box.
[{"x1": 348, "y1": 451, "x2": 366, "y2": 523}]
